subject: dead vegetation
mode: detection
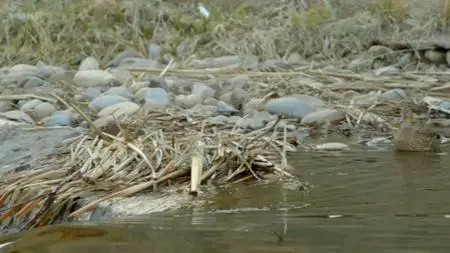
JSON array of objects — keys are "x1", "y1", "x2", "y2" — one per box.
[
  {"x1": 0, "y1": 90, "x2": 298, "y2": 231},
  {"x1": 0, "y1": 0, "x2": 448, "y2": 68},
  {"x1": 1, "y1": 0, "x2": 450, "y2": 233}
]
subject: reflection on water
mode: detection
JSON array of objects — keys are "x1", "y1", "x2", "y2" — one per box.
[{"x1": 1, "y1": 149, "x2": 450, "y2": 253}]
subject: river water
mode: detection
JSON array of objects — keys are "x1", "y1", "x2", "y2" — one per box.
[{"x1": 1, "y1": 149, "x2": 450, "y2": 253}]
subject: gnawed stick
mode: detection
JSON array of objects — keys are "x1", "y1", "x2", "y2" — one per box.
[{"x1": 190, "y1": 140, "x2": 204, "y2": 196}]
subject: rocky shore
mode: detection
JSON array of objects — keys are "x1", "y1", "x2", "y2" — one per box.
[{"x1": 1, "y1": 37, "x2": 450, "y2": 233}]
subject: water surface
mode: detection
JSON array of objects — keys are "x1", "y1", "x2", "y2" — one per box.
[{"x1": 2, "y1": 149, "x2": 450, "y2": 253}]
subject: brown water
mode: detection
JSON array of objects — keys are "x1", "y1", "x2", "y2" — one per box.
[{"x1": 2, "y1": 149, "x2": 450, "y2": 253}]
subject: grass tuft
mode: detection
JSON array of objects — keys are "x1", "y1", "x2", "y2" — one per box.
[{"x1": 0, "y1": 0, "x2": 447, "y2": 68}]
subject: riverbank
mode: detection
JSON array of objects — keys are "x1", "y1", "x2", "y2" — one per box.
[{"x1": 1, "y1": 0, "x2": 450, "y2": 234}]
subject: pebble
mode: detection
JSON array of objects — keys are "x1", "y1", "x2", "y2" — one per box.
[
  {"x1": 176, "y1": 94, "x2": 202, "y2": 109},
  {"x1": 79, "y1": 57, "x2": 100, "y2": 71},
  {"x1": 141, "y1": 88, "x2": 169, "y2": 106},
  {"x1": 43, "y1": 111, "x2": 75, "y2": 126},
  {"x1": 190, "y1": 56, "x2": 241, "y2": 68},
  {"x1": 189, "y1": 105, "x2": 217, "y2": 116},
  {"x1": 21, "y1": 99, "x2": 43, "y2": 112},
  {"x1": 348, "y1": 57, "x2": 372, "y2": 72},
  {"x1": 257, "y1": 60, "x2": 292, "y2": 72},
  {"x1": 33, "y1": 102, "x2": 57, "y2": 121},
  {"x1": 447, "y1": 51, "x2": 450, "y2": 66},
  {"x1": 0, "y1": 110, "x2": 34, "y2": 124},
  {"x1": 203, "y1": 97, "x2": 218, "y2": 106},
  {"x1": 118, "y1": 57, "x2": 162, "y2": 69},
  {"x1": 424, "y1": 49, "x2": 446, "y2": 64},
  {"x1": 219, "y1": 92, "x2": 232, "y2": 104},
  {"x1": 0, "y1": 118, "x2": 25, "y2": 127},
  {"x1": 104, "y1": 86, "x2": 133, "y2": 99},
  {"x1": 148, "y1": 43, "x2": 161, "y2": 60},
  {"x1": 0, "y1": 101, "x2": 13, "y2": 113},
  {"x1": 236, "y1": 118, "x2": 265, "y2": 130},
  {"x1": 366, "y1": 137, "x2": 392, "y2": 148},
  {"x1": 108, "y1": 68, "x2": 133, "y2": 85},
  {"x1": 301, "y1": 109, "x2": 345, "y2": 125},
  {"x1": 239, "y1": 55, "x2": 259, "y2": 70},
  {"x1": 78, "y1": 87, "x2": 106, "y2": 101},
  {"x1": 230, "y1": 88, "x2": 249, "y2": 108},
  {"x1": 228, "y1": 75, "x2": 249, "y2": 90},
  {"x1": 244, "y1": 98, "x2": 266, "y2": 112},
  {"x1": 379, "y1": 88, "x2": 407, "y2": 101},
  {"x1": 207, "y1": 115, "x2": 229, "y2": 125},
  {"x1": 108, "y1": 50, "x2": 140, "y2": 67},
  {"x1": 266, "y1": 96, "x2": 315, "y2": 118},
  {"x1": 248, "y1": 110, "x2": 277, "y2": 122},
  {"x1": 97, "y1": 102, "x2": 140, "y2": 118},
  {"x1": 10, "y1": 64, "x2": 40, "y2": 74},
  {"x1": 293, "y1": 95, "x2": 325, "y2": 108},
  {"x1": 89, "y1": 95, "x2": 130, "y2": 111},
  {"x1": 74, "y1": 70, "x2": 120, "y2": 87},
  {"x1": 287, "y1": 52, "x2": 303, "y2": 64},
  {"x1": 368, "y1": 45, "x2": 394, "y2": 59},
  {"x1": 148, "y1": 76, "x2": 169, "y2": 91},
  {"x1": 439, "y1": 100, "x2": 450, "y2": 112},
  {"x1": 315, "y1": 142, "x2": 350, "y2": 151},
  {"x1": 192, "y1": 83, "x2": 216, "y2": 100},
  {"x1": 24, "y1": 77, "x2": 46, "y2": 88},
  {"x1": 352, "y1": 92, "x2": 379, "y2": 107},
  {"x1": 216, "y1": 101, "x2": 239, "y2": 115},
  {"x1": 374, "y1": 66, "x2": 400, "y2": 76},
  {"x1": 398, "y1": 52, "x2": 413, "y2": 67}
]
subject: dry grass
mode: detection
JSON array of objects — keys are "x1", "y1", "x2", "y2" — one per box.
[
  {"x1": 0, "y1": 97, "x2": 299, "y2": 231},
  {"x1": 0, "y1": 0, "x2": 448, "y2": 68}
]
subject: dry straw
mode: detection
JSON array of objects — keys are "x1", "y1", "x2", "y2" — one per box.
[{"x1": 0, "y1": 88, "x2": 297, "y2": 231}]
